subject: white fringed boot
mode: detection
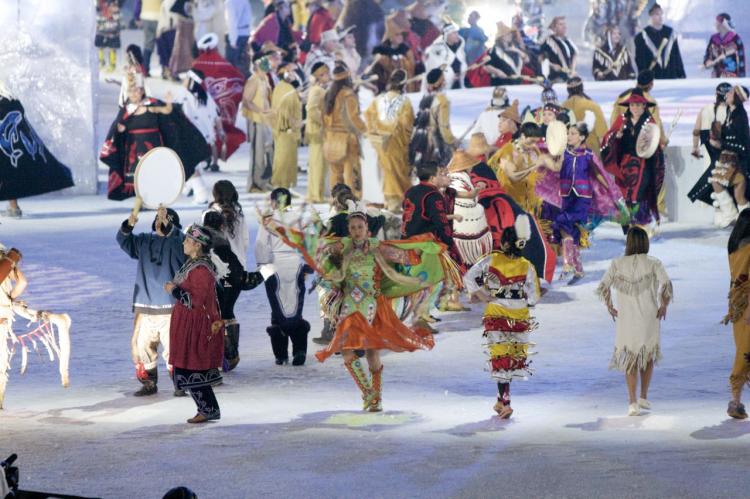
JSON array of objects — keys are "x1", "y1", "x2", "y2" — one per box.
[{"x1": 715, "y1": 190, "x2": 738, "y2": 228}]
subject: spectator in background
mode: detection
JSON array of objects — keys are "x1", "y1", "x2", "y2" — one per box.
[
  {"x1": 458, "y1": 10, "x2": 488, "y2": 64},
  {"x1": 136, "y1": 0, "x2": 161, "y2": 75},
  {"x1": 224, "y1": 0, "x2": 252, "y2": 72}
]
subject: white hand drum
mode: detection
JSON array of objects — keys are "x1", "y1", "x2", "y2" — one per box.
[{"x1": 134, "y1": 147, "x2": 185, "y2": 209}]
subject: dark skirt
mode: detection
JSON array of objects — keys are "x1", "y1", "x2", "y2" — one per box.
[{"x1": 174, "y1": 367, "x2": 221, "y2": 419}]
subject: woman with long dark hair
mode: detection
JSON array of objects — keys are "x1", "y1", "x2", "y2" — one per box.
[
  {"x1": 722, "y1": 208, "x2": 750, "y2": 419},
  {"x1": 322, "y1": 65, "x2": 367, "y2": 198},
  {"x1": 203, "y1": 211, "x2": 263, "y2": 372},
  {"x1": 204, "y1": 180, "x2": 249, "y2": 269},
  {"x1": 166, "y1": 224, "x2": 223, "y2": 423},
  {"x1": 597, "y1": 227, "x2": 672, "y2": 416}
]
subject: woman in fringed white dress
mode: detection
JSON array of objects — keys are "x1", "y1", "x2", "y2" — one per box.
[{"x1": 596, "y1": 227, "x2": 672, "y2": 416}]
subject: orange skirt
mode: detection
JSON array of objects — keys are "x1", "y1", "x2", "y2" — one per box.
[{"x1": 316, "y1": 295, "x2": 434, "y2": 362}]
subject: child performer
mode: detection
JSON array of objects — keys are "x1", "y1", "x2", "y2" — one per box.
[
  {"x1": 537, "y1": 123, "x2": 623, "y2": 284},
  {"x1": 463, "y1": 215, "x2": 539, "y2": 419}
]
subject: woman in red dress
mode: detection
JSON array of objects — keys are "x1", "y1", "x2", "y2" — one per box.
[{"x1": 166, "y1": 224, "x2": 224, "y2": 424}]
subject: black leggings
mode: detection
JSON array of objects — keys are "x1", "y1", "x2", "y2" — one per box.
[{"x1": 219, "y1": 284, "x2": 242, "y2": 321}]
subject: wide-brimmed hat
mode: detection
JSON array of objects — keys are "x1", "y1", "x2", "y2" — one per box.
[
  {"x1": 448, "y1": 149, "x2": 480, "y2": 172},
  {"x1": 466, "y1": 133, "x2": 491, "y2": 158},
  {"x1": 499, "y1": 99, "x2": 522, "y2": 124},
  {"x1": 320, "y1": 29, "x2": 341, "y2": 45},
  {"x1": 496, "y1": 21, "x2": 515, "y2": 39},
  {"x1": 619, "y1": 88, "x2": 655, "y2": 106}
]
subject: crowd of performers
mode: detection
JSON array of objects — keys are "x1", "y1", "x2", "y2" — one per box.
[{"x1": 4, "y1": 3, "x2": 750, "y2": 424}]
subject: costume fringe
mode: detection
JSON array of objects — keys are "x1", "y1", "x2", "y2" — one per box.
[
  {"x1": 454, "y1": 231, "x2": 493, "y2": 265},
  {"x1": 439, "y1": 252, "x2": 464, "y2": 290},
  {"x1": 578, "y1": 225, "x2": 591, "y2": 249},
  {"x1": 723, "y1": 279, "x2": 750, "y2": 324},
  {"x1": 609, "y1": 344, "x2": 662, "y2": 373}
]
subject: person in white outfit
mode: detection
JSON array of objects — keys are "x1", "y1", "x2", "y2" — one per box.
[
  {"x1": 422, "y1": 22, "x2": 467, "y2": 92},
  {"x1": 255, "y1": 188, "x2": 312, "y2": 366},
  {"x1": 174, "y1": 69, "x2": 221, "y2": 203},
  {"x1": 203, "y1": 180, "x2": 249, "y2": 268},
  {"x1": 596, "y1": 226, "x2": 673, "y2": 416},
  {"x1": 470, "y1": 86, "x2": 509, "y2": 146}
]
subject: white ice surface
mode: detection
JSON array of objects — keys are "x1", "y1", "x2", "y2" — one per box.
[
  {"x1": 2, "y1": 41, "x2": 750, "y2": 498},
  {"x1": 2, "y1": 182, "x2": 749, "y2": 498}
]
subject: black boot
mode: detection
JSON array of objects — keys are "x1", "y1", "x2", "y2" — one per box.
[
  {"x1": 312, "y1": 318, "x2": 334, "y2": 345},
  {"x1": 134, "y1": 368, "x2": 158, "y2": 396},
  {"x1": 266, "y1": 325, "x2": 288, "y2": 364},
  {"x1": 223, "y1": 323, "x2": 241, "y2": 372},
  {"x1": 287, "y1": 320, "x2": 310, "y2": 366}
]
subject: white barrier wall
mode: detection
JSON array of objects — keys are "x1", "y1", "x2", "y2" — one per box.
[{"x1": 0, "y1": 0, "x2": 98, "y2": 195}]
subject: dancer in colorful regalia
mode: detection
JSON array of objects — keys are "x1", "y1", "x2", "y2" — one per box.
[
  {"x1": 262, "y1": 200, "x2": 454, "y2": 411},
  {"x1": 464, "y1": 215, "x2": 539, "y2": 419},
  {"x1": 601, "y1": 88, "x2": 665, "y2": 230},
  {"x1": 535, "y1": 123, "x2": 624, "y2": 284}
]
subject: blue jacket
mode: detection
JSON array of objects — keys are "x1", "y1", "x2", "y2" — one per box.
[{"x1": 117, "y1": 221, "x2": 185, "y2": 314}]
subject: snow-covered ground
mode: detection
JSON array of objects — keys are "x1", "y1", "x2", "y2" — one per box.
[
  {"x1": 3, "y1": 25, "x2": 750, "y2": 499},
  {"x1": 2, "y1": 178, "x2": 749, "y2": 498}
]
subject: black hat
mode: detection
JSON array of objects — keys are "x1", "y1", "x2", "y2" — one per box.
[
  {"x1": 426, "y1": 68, "x2": 444, "y2": 86},
  {"x1": 637, "y1": 69, "x2": 654, "y2": 86}
]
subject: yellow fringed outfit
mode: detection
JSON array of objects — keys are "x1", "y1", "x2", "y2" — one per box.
[
  {"x1": 724, "y1": 244, "x2": 750, "y2": 398},
  {"x1": 306, "y1": 83, "x2": 327, "y2": 202},
  {"x1": 323, "y1": 87, "x2": 367, "y2": 198},
  {"x1": 364, "y1": 90, "x2": 414, "y2": 212},
  {"x1": 270, "y1": 79, "x2": 302, "y2": 189},
  {"x1": 488, "y1": 141, "x2": 541, "y2": 215}
]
